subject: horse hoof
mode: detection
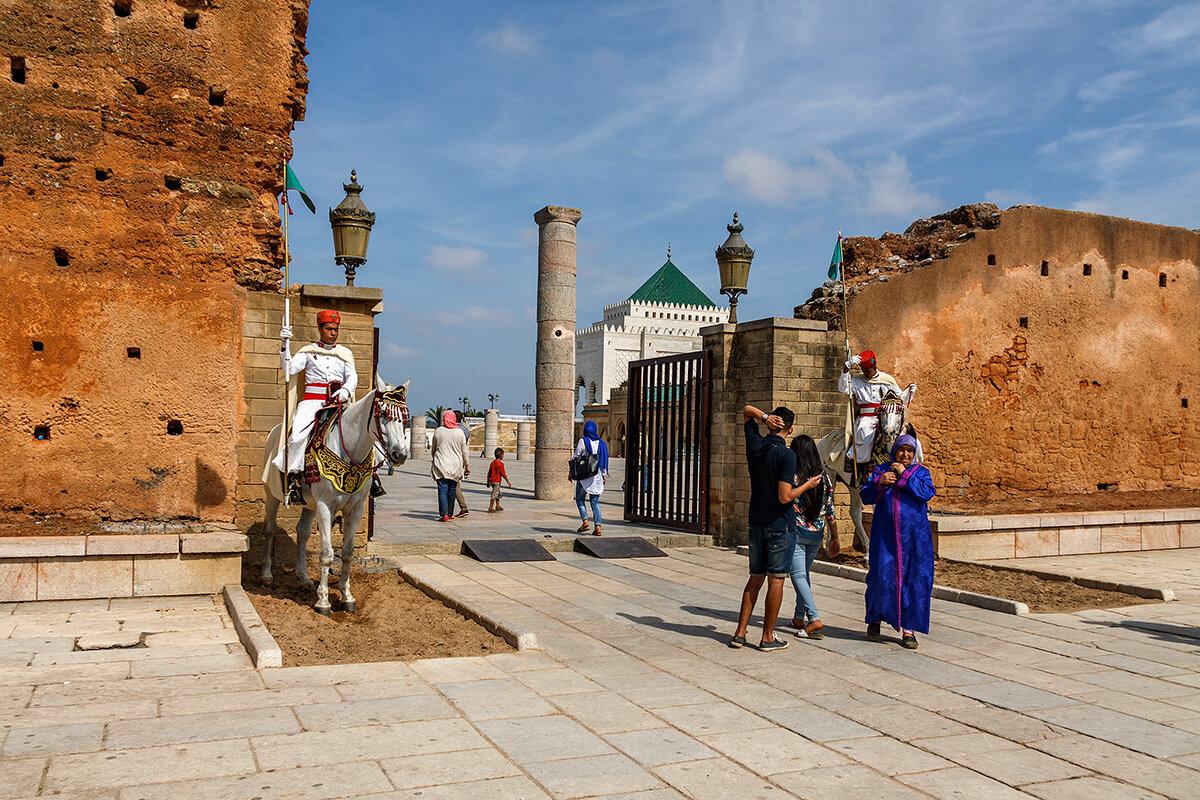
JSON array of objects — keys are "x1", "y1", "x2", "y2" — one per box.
[
  {"x1": 315, "y1": 606, "x2": 332, "y2": 617},
  {"x1": 341, "y1": 601, "x2": 357, "y2": 614}
]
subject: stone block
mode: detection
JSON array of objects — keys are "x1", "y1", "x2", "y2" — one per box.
[
  {"x1": 1124, "y1": 509, "x2": 1165, "y2": 524},
  {"x1": 1036, "y1": 513, "x2": 1084, "y2": 528},
  {"x1": 180, "y1": 533, "x2": 248, "y2": 554},
  {"x1": 85, "y1": 534, "x2": 179, "y2": 556},
  {"x1": 0, "y1": 536, "x2": 85, "y2": 558},
  {"x1": 1015, "y1": 529, "x2": 1059, "y2": 558},
  {"x1": 1180, "y1": 522, "x2": 1200, "y2": 548},
  {"x1": 0, "y1": 558, "x2": 37, "y2": 602},
  {"x1": 937, "y1": 532, "x2": 1014, "y2": 560},
  {"x1": 990, "y1": 515, "x2": 1044, "y2": 530},
  {"x1": 931, "y1": 515, "x2": 991, "y2": 532},
  {"x1": 1141, "y1": 523, "x2": 1180, "y2": 550},
  {"x1": 133, "y1": 554, "x2": 241, "y2": 597},
  {"x1": 1100, "y1": 525, "x2": 1141, "y2": 553},
  {"x1": 1057, "y1": 526, "x2": 1101, "y2": 555},
  {"x1": 38, "y1": 556, "x2": 133, "y2": 600},
  {"x1": 1079, "y1": 511, "x2": 1126, "y2": 526}
]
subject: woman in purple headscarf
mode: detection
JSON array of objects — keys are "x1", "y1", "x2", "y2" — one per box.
[{"x1": 858, "y1": 434, "x2": 936, "y2": 649}]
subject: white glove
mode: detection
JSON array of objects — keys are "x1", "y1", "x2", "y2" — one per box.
[
  {"x1": 280, "y1": 324, "x2": 293, "y2": 341},
  {"x1": 335, "y1": 387, "x2": 352, "y2": 403},
  {"x1": 851, "y1": 354, "x2": 862, "y2": 366}
]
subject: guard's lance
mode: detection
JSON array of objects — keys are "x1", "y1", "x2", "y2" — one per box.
[
  {"x1": 281, "y1": 164, "x2": 292, "y2": 506},
  {"x1": 836, "y1": 232, "x2": 859, "y2": 489}
]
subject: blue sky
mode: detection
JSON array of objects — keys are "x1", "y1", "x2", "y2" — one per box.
[{"x1": 283, "y1": 1, "x2": 1200, "y2": 415}]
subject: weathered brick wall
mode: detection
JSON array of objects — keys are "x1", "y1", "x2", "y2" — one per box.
[
  {"x1": 704, "y1": 318, "x2": 844, "y2": 547},
  {"x1": 0, "y1": 0, "x2": 309, "y2": 523},
  {"x1": 821, "y1": 206, "x2": 1200, "y2": 506},
  {"x1": 237, "y1": 286, "x2": 381, "y2": 554}
]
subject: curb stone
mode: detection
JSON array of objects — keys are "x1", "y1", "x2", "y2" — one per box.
[
  {"x1": 943, "y1": 557, "x2": 1175, "y2": 602},
  {"x1": 396, "y1": 566, "x2": 539, "y2": 651},
  {"x1": 732, "y1": 546, "x2": 1029, "y2": 615},
  {"x1": 223, "y1": 584, "x2": 283, "y2": 668}
]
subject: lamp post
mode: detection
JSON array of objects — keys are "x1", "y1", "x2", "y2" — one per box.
[
  {"x1": 329, "y1": 170, "x2": 376, "y2": 287},
  {"x1": 488, "y1": 393, "x2": 499, "y2": 409},
  {"x1": 715, "y1": 212, "x2": 754, "y2": 325},
  {"x1": 458, "y1": 396, "x2": 470, "y2": 415},
  {"x1": 522, "y1": 403, "x2": 532, "y2": 416}
]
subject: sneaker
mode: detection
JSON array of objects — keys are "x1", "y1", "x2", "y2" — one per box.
[
  {"x1": 577, "y1": 521, "x2": 590, "y2": 533},
  {"x1": 758, "y1": 637, "x2": 789, "y2": 653},
  {"x1": 804, "y1": 620, "x2": 825, "y2": 640},
  {"x1": 867, "y1": 622, "x2": 881, "y2": 642},
  {"x1": 439, "y1": 515, "x2": 451, "y2": 522},
  {"x1": 901, "y1": 633, "x2": 919, "y2": 650},
  {"x1": 728, "y1": 634, "x2": 747, "y2": 649}
]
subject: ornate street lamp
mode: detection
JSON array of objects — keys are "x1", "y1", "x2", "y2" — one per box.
[
  {"x1": 458, "y1": 396, "x2": 470, "y2": 415},
  {"x1": 488, "y1": 393, "x2": 499, "y2": 409},
  {"x1": 329, "y1": 170, "x2": 376, "y2": 286},
  {"x1": 715, "y1": 212, "x2": 754, "y2": 324},
  {"x1": 522, "y1": 403, "x2": 532, "y2": 416}
]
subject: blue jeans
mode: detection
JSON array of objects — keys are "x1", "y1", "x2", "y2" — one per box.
[
  {"x1": 575, "y1": 481, "x2": 602, "y2": 525},
  {"x1": 790, "y1": 536, "x2": 822, "y2": 622},
  {"x1": 436, "y1": 479, "x2": 457, "y2": 518},
  {"x1": 747, "y1": 523, "x2": 795, "y2": 577}
]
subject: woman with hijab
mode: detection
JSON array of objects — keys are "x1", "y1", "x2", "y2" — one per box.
[
  {"x1": 431, "y1": 410, "x2": 468, "y2": 522},
  {"x1": 573, "y1": 420, "x2": 609, "y2": 535},
  {"x1": 787, "y1": 434, "x2": 838, "y2": 640},
  {"x1": 858, "y1": 434, "x2": 936, "y2": 649}
]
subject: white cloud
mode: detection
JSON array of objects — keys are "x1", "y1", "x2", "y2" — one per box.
[
  {"x1": 723, "y1": 149, "x2": 936, "y2": 220},
  {"x1": 1076, "y1": 70, "x2": 1140, "y2": 104},
  {"x1": 423, "y1": 245, "x2": 489, "y2": 274},
  {"x1": 1139, "y1": 3, "x2": 1200, "y2": 51},
  {"x1": 431, "y1": 304, "x2": 517, "y2": 326},
  {"x1": 479, "y1": 24, "x2": 540, "y2": 56},
  {"x1": 382, "y1": 342, "x2": 422, "y2": 360}
]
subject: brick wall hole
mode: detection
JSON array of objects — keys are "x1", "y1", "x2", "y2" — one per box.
[
  {"x1": 53, "y1": 248, "x2": 69, "y2": 267},
  {"x1": 113, "y1": 0, "x2": 132, "y2": 17},
  {"x1": 10, "y1": 56, "x2": 26, "y2": 84},
  {"x1": 183, "y1": 11, "x2": 199, "y2": 28},
  {"x1": 1083, "y1": 263, "x2": 1092, "y2": 276},
  {"x1": 34, "y1": 426, "x2": 49, "y2": 440}
]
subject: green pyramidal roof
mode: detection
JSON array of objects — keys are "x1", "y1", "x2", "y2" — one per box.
[{"x1": 627, "y1": 259, "x2": 719, "y2": 307}]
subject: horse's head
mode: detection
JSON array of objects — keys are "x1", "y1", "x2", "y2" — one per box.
[
  {"x1": 873, "y1": 388, "x2": 908, "y2": 458},
  {"x1": 373, "y1": 375, "x2": 411, "y2": 465}
]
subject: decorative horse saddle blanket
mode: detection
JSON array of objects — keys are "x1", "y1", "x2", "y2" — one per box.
[{"x1": 302, "y1": 402, "x2": 373, "y2": 494}]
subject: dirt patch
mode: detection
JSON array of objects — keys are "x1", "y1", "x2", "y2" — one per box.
[
  {"x1": 240, "y1": 536, "x2": 513, "y2": 667},
  {"x1": 930, "y1": 489, "x2": 1200, "y2": 515},
  {"x1": 821, "y1": 552, "x2": 1157, "y2": 614}
]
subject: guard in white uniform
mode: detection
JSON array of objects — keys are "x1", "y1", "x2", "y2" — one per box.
[
  {"x1": 273, "y1": 310, "x2": 358, "y2": 496},
  {"x1": 838, "y1": 350, "x2": 915, "y2": 476}
]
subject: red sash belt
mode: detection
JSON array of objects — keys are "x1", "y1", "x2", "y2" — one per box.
[
  {"x1": 858, "y1": 402, "x2": 881, "y2": 417},
  {"x1": 303, "y1": 382, "x2": 328, "y2": 402}
]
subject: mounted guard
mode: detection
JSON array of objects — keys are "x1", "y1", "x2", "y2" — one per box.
[{"x1": 838, "y1": 350, "x2": 917, "y2": 485}]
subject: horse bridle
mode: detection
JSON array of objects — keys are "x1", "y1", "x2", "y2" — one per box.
[{"x1": 335, "y1": 387, "x2": 410, "y2": 470}]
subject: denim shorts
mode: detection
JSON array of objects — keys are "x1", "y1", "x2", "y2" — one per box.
[{"x1": 747, "y1": 523, "x2": 795, "y2": 577}]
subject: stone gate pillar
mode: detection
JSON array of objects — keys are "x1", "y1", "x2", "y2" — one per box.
[
  {"x1": 483, "y1": 409, "x2": 499, "y2": 459},
  {"x1": 409, "y1": 416, "x2": 426, "y2": 459},
  {"x1": 516, "y1": 421, "x2": 531, "y2": 460},
  {"x1": 533, "y1": 205, "x2": 582, "y2": 500}
]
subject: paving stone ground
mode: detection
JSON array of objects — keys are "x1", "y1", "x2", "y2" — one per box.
[{"x1": 3, "y1": 511, "x2": 1199, "y2": 796}]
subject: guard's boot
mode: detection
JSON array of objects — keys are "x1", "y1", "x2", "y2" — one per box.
[
  {"x1": 370, "y1": 474, "x2": 386, "y2": 498},
  {"x1": 287, "y1": 472, "x2": 304, "y2": 505}
]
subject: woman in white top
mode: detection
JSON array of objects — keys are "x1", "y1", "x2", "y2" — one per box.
[
  {"x1": 431, "y1": 410, "x2": 468, "y2": 522},
  {"x1": 574, "y1": 421, "x2": 609, "y2": 535}
]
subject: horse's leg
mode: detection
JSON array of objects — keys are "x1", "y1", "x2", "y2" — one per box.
[
  {"x1": 314, "y1": 502, "x2": 335, "y2": 616},
  {"x1": 295, "y1": 508, "x2": 315, "y2": 590},
  {"x1": 261, "y1": 495, "x2": 279, "y2": 586},
  {"x1": 849, "y1": 486, "x2": 869, "y2": 556},
  {"x1": 337, "y1": 497, "x2": 368, "y2": 613}
]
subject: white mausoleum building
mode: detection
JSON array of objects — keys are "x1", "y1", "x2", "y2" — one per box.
[{"x1": 575, "y1": 256, "x2": 728, "y2": 407}]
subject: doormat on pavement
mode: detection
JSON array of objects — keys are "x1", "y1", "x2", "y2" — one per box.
[
  {"x1": 461, "y1": 539, "x2": 557, "y2": 562},
  {"x1": 574, "y1": 536, "x2": 668, "y2": 559}
]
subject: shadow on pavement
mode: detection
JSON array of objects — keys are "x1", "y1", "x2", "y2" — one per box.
[{"x1": 616, "y1": 612, "x2": 726, "y2": 643}]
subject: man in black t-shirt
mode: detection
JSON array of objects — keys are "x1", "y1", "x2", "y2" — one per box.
[{"x1": 730, "y1": 405, "x2": 797, "y2": 652}]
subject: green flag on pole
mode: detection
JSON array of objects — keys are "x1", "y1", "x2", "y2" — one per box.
[
  {"x1": 828, "y1": 235, "x2": 843, "y2": 280},
  {"x1": 284, "y1": 163, "x2": 316, "y2": 214}
]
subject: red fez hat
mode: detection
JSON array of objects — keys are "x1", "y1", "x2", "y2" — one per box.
[
  {"x1": 858, "y1": 350, "x2": 876, "y2": 364},
  {"x1": 317, "y1": 310, "x2": 340, "y2": 326}
]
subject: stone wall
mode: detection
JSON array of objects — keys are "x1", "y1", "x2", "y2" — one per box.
[
  {"x1": 703, "y1": 318, "x2": 845, "y2": 546},
  {"x1": 237, "y1": 285, "x2": 382, "y2": 554},
  {"x1": 0, "y1": 0, "x2": 310, "y2": 523},
  {"x1": 798, "y1": 205, "x2": 1200, "y2": 507}
]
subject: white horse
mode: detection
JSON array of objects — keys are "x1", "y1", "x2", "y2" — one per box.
[
  {"x1": 816, "y1": 394, "x2": 916, "y2": 556},
  {"x1": 260, "y1": 375, "x2": 409, "y2": 615}
]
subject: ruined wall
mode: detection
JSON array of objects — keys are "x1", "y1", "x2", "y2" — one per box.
[
  {"x1": 0, "y1": 0, "x2": 310, "y2": 522},
  {"x1": 797, "y1": 205, "x2": 1200, "y2": 506}
]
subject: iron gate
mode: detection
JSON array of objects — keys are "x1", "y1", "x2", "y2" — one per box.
[{"x1": 624, "y1": 350, "x2": 710, "y2": 532}]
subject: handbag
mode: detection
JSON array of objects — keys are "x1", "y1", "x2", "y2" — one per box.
[{"x1": 569, "y1": 440, "x2": 600, "y2": 480}]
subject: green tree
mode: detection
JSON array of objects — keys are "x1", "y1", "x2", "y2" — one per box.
[{"x1": 425, "y1": 405, "x2": 447, "y2": 425}]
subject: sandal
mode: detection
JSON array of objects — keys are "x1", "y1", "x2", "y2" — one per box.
[
  {"x1": 577, "y1": 521, "x2": 590, "y2": 533},
  {"x1": 901, "y1": 633, "x2": 918, "y2": 650},
  {"x1": 804, "y1": 620, "x2": 825, "y2": 640}
]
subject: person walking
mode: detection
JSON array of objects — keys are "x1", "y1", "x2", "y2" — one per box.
[
  {"x1": 730, "y1": 405, "x2": 797, "y2": 653},
  {"x1": 486, "y1": 448, "x2": 512, "y2": 513},
  {"x1": 453, "y1": 410, "x2": 471, "y2": 517},
  {"x1": 430, "y1": 410, "x2": 468, "y2": 522},
  {"x1": 859, "y1": 434, "x2": 936, "y2": 649},
  {"x1": 573, "y1": 421, "x2": 608, "y2": 535}
]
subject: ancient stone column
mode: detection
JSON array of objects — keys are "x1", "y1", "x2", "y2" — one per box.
[
  {"x1": 409, "y1": 416, "x2": 426, "y2": 459},
  {"x1": 534, "y1": 205, "x2": 582, "y2": 500},
  {"x1": 483, "y1": 409, "x2": 499, "y2": 459},
  {"x1": 516, "y1": 421, "x2": 531, "y2": 460}
]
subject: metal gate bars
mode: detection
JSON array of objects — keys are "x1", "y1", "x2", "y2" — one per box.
[{"x1": 624, "y1": 350, "x2": 710, "y2": 532}]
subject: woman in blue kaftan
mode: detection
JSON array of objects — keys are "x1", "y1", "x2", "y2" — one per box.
[{"x1": 858, "y1": 434, "x2": 935, "y2": 649}]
